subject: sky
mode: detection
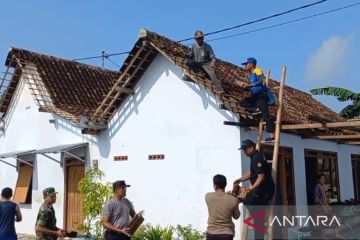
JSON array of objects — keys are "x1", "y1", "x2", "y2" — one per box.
[{"x1": 1, "y1": 0, "x2": 359, "y2": 113}]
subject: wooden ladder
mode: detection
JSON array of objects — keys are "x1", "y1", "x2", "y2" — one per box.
[{"x1": 241, "y1": 66, "x2": 286, "y2": 240}]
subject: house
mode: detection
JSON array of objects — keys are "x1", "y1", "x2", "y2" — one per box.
[{"x1": 0, "y1": 29, "x2": 359, "y2": 239}]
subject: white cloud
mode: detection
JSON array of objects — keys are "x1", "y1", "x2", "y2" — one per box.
[{"x1": 306, "y1": 35, "x2": 352, "y2": 83}]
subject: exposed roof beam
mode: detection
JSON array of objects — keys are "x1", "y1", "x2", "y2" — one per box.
[
  {"x1": 91, "y1": 45, "x2": 145, "y2": 121},
  {"x1": 306, "y1": 134, "x2": 360, "y2": 140},
  {"x1": 99, "y1": 48, "x2": 153, "y2": 120},
  {"x1": 114, "y1": 86, "x2": 135, "y2": 95},
  {"x1": 281, "y1": 120, "x2": 360, "y2": 130},
  {"x1": 224, "y1": 120, "x2": 360, "y2": 130}
]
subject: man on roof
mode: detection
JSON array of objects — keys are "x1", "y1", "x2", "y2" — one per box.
[
  {"x1": 184, "y1": 30, "x2": 224, "y2": 93},
  {"x1": 238, "y1": 57, "x2": 275, "y2": 141}
]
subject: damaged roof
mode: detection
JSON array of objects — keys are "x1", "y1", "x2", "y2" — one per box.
[{"x1": 0, "y1": 29, "x2": 357, "y2": 137}]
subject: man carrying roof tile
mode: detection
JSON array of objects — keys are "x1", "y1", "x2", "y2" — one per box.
[
  {"x1": 184, "y1": 30, "x2": 224, "y2": 93},
  {"x1": 238, "y1": 57, "x2": 275, "y2": 141}
]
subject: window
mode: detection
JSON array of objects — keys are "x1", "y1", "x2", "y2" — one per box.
[
  {"x1": 305, "y1": 150, "x2": 340, "y2": 203},
  {"x1": 13, "y1": 163, "x2": 33, "y2": 204}
]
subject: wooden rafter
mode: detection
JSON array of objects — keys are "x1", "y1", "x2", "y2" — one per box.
[
  {"x1": 91, "y1": 45, "x2": 145, "y2": 121},
  {"x1": 307, "y1": 134, "x2": 360, "y2": 140},
  {"x1": 281, "y1": 120, "x2": 360, "y2": 130},
  {"x1": 225, "y1": 120, "x2": 360, "y2": 130},
  {"x1": 99, "y1": 48, "x2": 154, "y2": 120}
]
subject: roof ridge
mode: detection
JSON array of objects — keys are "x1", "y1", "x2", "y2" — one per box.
[{"x1": 7, "y1": 47, "x2": 119, "y2": 74}]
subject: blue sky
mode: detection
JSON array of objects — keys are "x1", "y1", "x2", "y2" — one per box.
[{"x1": 1, "y1": 0, "x2": 359, "y2": 113}]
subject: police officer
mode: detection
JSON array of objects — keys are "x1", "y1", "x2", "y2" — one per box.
[
  {"x1": 35, "y1": 187, "x2": 65, "y2": 240},
  {"x1": 233, "y1": 139, "x2": 275, "y2": 240}
]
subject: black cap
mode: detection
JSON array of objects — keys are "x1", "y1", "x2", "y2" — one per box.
[
  {"x1": 114, "y1": 180, "x2": 131, "y2": 189},
  {"x1": 238, "y1": 139, "x2": 256, "y2": 150}
]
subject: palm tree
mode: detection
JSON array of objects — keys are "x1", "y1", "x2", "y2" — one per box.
[{"x1": 310, "y1": 87, "x2": 360, "y2": 119}]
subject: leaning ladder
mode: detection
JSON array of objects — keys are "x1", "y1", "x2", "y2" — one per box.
[{"x1": 241, "y1": 66, "x2": 286, "y2": 240}]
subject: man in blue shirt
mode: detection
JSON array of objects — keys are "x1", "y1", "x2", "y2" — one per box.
[
  {"x1": 0, "y1": 187, "x2": 22, "y2": 240},
  {"x1": 239, "y1": 57, "x2": 275, "y2": 141}
]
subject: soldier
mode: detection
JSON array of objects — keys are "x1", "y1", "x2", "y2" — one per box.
[{"x1": 35, "y1": 187, "x2": 65, "y2": 240}]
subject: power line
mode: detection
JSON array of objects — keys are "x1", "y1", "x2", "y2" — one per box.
[
  {"x1": 177, "y1": 0, "x2": 329, "y2": 42},
  {"x1": 207, "y1": 2, "x2": 360, "y2": 43},
  {"x1": 72, "y1": 51, "x2": 130, "y2": 61},
  {"x1": 73, "y1": 0, "x2": 329, "y2": 63},
  {"x1": 73, "y1": 0, "x2": 359, "y2": 66},
  {"x1": 105, "y1": 56, "x2": 121, "y2": 68}
]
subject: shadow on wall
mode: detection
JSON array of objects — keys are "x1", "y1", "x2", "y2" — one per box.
[
  {"x1": 182, "y1": 80, "x2": 238, "y2": 123},
  {"x1": 97, "y1": 56, "x2": 239, "y2": 158},
  {"x1": 53, "y1": 115, "x2": 97, "y2": 145},
  {"x1": 96, "y1": 56, "x2": 164, "y2": 157}
]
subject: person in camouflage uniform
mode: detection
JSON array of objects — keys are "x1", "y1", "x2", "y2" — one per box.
[{"x1": 35, "y1": 187, "x2": 65, "y2": 240}]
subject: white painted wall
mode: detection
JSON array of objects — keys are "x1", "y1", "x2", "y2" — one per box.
[
  {"x1": 94, "y1": 54, "x2": 242, "y2": 236},
  {"x1": 0, "y1": 77, "x2": 91, "y2": 234}
]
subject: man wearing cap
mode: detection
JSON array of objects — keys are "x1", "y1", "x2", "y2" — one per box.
[
  {"x1": 184, "y1": 30, "x2": 224, "y2": 93},
  {"x1": 234, "y1": 139, "x2": 275, "y2": 240},
  {"x1": 205, "y1": 174, "x2": 240, "y2": 240},
  {"x1": 238, "y1": 57, "x2": 275, "y2": 141},
  {"x1": 102, "y1": 180, "x2": 137, "y2": 240},
  {"x1": 0, "y1": 187, "x2": 22, "y2": 240},
  {"x1": 35, "y1": 187, "x2": 66, "y2": 240}
]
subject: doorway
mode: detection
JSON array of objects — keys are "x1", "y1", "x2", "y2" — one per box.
[{"x1": 64, "y1": 158, "x2": 85, "y2": 232}]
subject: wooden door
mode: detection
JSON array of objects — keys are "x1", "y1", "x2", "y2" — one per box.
[{"x1": 65, "y1": 163, "x2": 85, "y2": 232}]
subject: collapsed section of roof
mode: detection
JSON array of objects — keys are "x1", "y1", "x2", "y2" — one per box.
[{"x1": 0, "y1": 28, "x2": 359, "y2": 139}]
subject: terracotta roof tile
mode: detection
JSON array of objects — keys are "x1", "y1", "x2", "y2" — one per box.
[{"x1": 0, "y1": 30, "x2": 358, "y2": 138}]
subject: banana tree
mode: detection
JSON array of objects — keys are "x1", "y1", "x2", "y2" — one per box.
[{"x1": 310, "y1": 87, "x2": 360, "y2": 119}]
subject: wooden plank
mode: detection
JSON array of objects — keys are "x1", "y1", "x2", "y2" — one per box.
[
  {"x1": 347, "y1": 141, "x2": 360, "y2": 145},
  {"x1": 227, "y1": 120, "x2": 360, "y2": 130},
  {"x1": 265, "y1": 70, "x2": 270, "y2": 87},
  {"x1": 114, "y1": 86, "x2": 135, "y2": 95},
  {"x1": 307, "y1": 134, "x2": 360, "y2": 140},
  {"x1": 268, "y1": 66, "x2": 286, "y2": 240},
  {"x1": 282, "y1": 120, "x2": 360, "y2": 130},
  {"x1": 99, "y1": 49, "x2": 153, "y2": 119},
  {"x1": 91, "y1": 44, "x2": 145, "y2": 120},
  {"x1": 13, "y1": 164, "x2": 33, "y2": 204},
  {"x1": 256, "y1": 117, "x2": 265, "y2": 150}
]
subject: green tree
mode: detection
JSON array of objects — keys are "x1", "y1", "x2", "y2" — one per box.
[
  {"x1": 78, "y1": 168, "x2": 113, "y2": 240},
  {"x1": 310, "y1": 87, "x2": 360, "y2": 118}
]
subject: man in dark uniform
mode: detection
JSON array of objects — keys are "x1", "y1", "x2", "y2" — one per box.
[
  {"x1": 233, "y1": 139, "x2": 275, "y2": 240},
  {"x1": 35, "y1": 187, "x2": 66, "y2": 240}
]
